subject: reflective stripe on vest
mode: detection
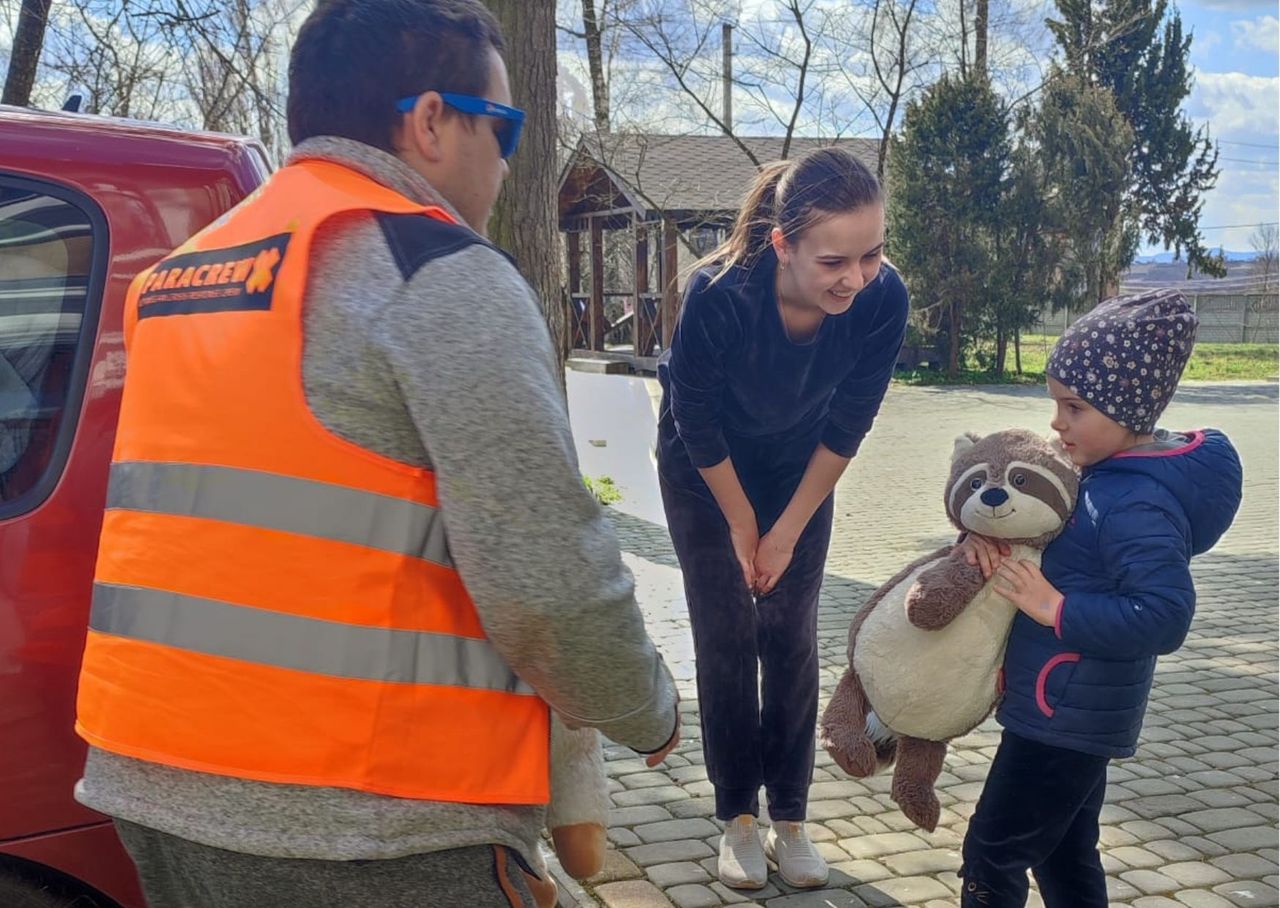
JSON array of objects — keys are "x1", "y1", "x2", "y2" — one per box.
[
  {"x1": 91, "y1": 584, "x2": 534, "y2": 694},
  {"x1": 107, "y1": 460, "x2": 454, "y2": 567},
  {"x1": 75, "y1": 159, "x2": 550, "y2": 804}
]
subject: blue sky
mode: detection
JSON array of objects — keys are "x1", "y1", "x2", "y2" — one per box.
[{"x1": 1173, "y1": 0, "x2": 1277, "y2": 255}]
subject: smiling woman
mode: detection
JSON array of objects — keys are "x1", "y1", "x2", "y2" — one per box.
[{"x1": 654, "y1": 145, "x2": 910, "y2": 892}]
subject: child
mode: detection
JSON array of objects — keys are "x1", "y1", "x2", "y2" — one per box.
[
  {"x1": 657, "y1": 147, "x2": 909, "y2": 890},
  {"x1": 958, "y1": 289, "x2": 1243, "y2": 907}
]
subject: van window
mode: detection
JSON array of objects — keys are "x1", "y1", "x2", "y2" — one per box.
[{"x1": 0, "y1": 178, "x2": 104, "y2": 513}]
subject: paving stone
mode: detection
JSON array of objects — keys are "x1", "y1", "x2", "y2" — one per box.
[
  {"x1": 1208, "y1": 828, "x2": 1280, "y2": 852},
  {"x1": 1161, "y1": 863, "x2": 1235, "y2": 888},
  {"x1": 634, "y1": 819, "x2": 720, "y2": 845},
  {"x1": 620, "y1": 772, "x2": 683, "y2": 791},
  {"x1": 828, "y1": 860, "x2": 895, "y2": 885},
  {"x1": 1188, "y1": 790, "x2": 1254, "y2": 809},
  {"x1": 706, "y1": 882, "x2": 757, "y2": 904},
  {"x1": 664, "y1": 884, "x2": 721, "y2": 908},
  {"x1": 1109, "y1": 846, "x2": 1167, "y2": 869},
  {"x1": 765, "y1": 891, "x2": 869, "y2": 907},
  {"x1": 1174, "y1": 892, "x2": 1239, "y2": 908},
  {"x1": 594, "y1": 880, "x2": 676, "y2": 908},
  {"x1": 625, "y1": 841, "x2": 715, "y2": 867},
  {"x1": 1148, "y1": 841, "x2": 1210, "y2": 862},
  {"x1": 610, "y1": 828, "x2": 643, "y2": 848},
  {"x1": 614, "y1": 787, "x2": 693, "y2": 808},
  {"x1": 839, "y1": 832, "x2": 930, "y2": 860},
  {"x1": 1108, "y1": 876, "x2": 1145, "y2": 901},
  {"x1": 1123, "y1": 870, "x2": 1181, "y2": 895},
  {"x1": 1129, "y1": 795, "x2": 1210, "y2": 819},
  {"x1": 1210, "y1": 854, "x2": 1279, "y2": 879},
  {"x1": 589, "y1": 849, "x2": 647, "y2": 884},
  {"x1": 1212, "y1": 880, "x2": 1280, "y2": 907},
  {"x1": 1184, "y1": 809, "x2": 1273, "y2": 834},
  {"x1": 645, "y1": 862, "x2": 711, "y2": 888},
  {"x1": 855, "y1": 881, "x2": 943, "y2": 906},
  {"x1": 611, "y1": 806, "x2": 677, "y2": 827},
  {"x1": 880, "y1": 848, "x2": 961, "y2": 876},
  {"x1": 1134, "y1": 899, "x2": 1189, "y2": 908},
  {"x1": 668, "y1": 799, "x2": 717, "y2": 819}
]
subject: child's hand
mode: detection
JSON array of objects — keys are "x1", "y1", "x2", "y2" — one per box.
[
  {"x1": 958, "y1": 533, "x2": 1011, "y2": 579},
  {"x1": 995, "y1": 560, "x2": 1063, "y2": 627}
]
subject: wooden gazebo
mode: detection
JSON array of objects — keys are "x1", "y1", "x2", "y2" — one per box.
[{"x1": 557, "y1": 133, "x2": 880, "y2": 371}]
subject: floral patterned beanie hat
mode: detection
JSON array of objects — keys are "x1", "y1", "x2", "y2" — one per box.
[{"x1": 1046, "y1": 289, "x2": 1198, "y2": 435}]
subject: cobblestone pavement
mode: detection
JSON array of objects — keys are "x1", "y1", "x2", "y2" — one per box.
[{"x1": 564, "y1": 379, "x2": 1278, "y2": 908}]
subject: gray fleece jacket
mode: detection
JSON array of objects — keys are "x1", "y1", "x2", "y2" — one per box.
[{"x1": 75, "y1": 137, "x2": 678, "y2": 865}]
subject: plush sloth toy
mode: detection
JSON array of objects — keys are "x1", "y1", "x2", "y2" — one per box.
[
  {"x1": 819, "y1": 428, "x2": 1079, "y2": 832},
  {"x1": 523, "y1": 718, "x2": 610, "y2": 908}
]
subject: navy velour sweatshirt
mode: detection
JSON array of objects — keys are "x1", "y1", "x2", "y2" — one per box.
[{"x1": 657, "y1": 250, "x2": 909, "y2": 471}]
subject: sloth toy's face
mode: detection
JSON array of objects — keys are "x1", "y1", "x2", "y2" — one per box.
[{"x1": 946, "y1": 430, "x2": 1079, "y2": 548}]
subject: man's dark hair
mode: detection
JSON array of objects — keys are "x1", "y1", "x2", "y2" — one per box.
[{"x1": 287, "y1": 0, "x2": 505, "y2": 152}]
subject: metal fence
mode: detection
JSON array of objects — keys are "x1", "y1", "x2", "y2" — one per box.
[{"x1": 1034, "y1": 293, "x2": 1279, "y2": 344}]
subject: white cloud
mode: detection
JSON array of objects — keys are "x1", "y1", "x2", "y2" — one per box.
[
  {"x1": 1177, "y1": 71, "x2": 1280, "y2": 254},
  {"x1": 1231, "y1": 15, "x2": 1280, "y2": 53},
  {"x1": 1190, "y1": 71, "x2": 1280, "y2": 138},
  {"x1": 1194, "y1": 0, "x2": 1277, "y2": 13}
]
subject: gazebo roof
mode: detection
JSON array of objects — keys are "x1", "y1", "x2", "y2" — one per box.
[{"x1": 558, "y1": 132, "x2": 882, "y2": 227}]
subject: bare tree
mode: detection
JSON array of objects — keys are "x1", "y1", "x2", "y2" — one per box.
[
  {"x1": 3, "y1": 0, "x2": 54, "y2": 106},
  {"x1": 830, "y1": 0, "x2": 927, "y2": 178},
  {"x1": 975, "y1": 0, "x2": 988, "y2": 76},
  {"x1": 486, "y1": 0, "x2": 567, "y2": 370},
  {"x1": 609, "y1": 0, "x2": 840, "y2": 166},
  {"x1": 1251, "y1": 224, "x2": 1279, "y2": 294}
]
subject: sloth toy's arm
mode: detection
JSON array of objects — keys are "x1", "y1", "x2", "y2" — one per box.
[{"x1": 906, "y1": 546, "x2": 987, "y2": 630}]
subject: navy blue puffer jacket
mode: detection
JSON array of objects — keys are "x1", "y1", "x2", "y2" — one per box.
[{"x1": 997, "y1": 429, "x2": 1242, "y2": 757}]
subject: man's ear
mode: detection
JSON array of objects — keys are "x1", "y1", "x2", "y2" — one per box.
[{"x1": 397, "y1": 92, "x2": 450, "y2": 163}]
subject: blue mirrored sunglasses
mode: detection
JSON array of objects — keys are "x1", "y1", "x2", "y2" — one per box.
[{"x1": 395, "y1": 91, "x2": 525, "y2": 159}]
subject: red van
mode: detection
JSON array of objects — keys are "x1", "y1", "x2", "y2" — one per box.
[{"x1": 0, "y1": 105, "x2": 268, "y2": 907}]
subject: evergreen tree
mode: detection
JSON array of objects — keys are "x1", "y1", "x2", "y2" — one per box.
[
  {"x1": 1030, "y1": 70, "x2": 1137, "y2": 306},
  {"x1": 1048, "y1": 0, "x2": 1224, "y2": 277},
  {"x1": 888, "y1": 74, "x2": 1008, "y2": 376}
]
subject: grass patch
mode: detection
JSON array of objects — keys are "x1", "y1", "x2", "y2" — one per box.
[
  {"x1": 895, "y1": 335, "x2": 1278, "y2": 385},
  {"x1": 583, "y1": 475, "x2": 623, "y2": 506}
]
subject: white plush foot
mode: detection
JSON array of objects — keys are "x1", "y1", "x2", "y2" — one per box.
[
  {"x1": 717, "y1": 815, "x2": 767, "y2": 890},
  {"x1": 765, "y1": 821, "x2": 829, "y2": 889}
]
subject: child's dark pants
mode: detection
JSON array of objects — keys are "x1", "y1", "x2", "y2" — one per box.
[{"x1": 961, "y1": 731, "x2": 1110, "y2": 908}]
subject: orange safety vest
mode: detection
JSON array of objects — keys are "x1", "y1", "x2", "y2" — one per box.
[{"x1": 76, "y1": 159, "x2": 549, "y2": 804}]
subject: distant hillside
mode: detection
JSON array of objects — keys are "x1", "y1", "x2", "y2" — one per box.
[
  {"x1": 1120, "y1": 255, "x2": 1272, "y2": 294},
  {"x1": 1135, "y1": 250, "x2": 1257, "y2": 264}
]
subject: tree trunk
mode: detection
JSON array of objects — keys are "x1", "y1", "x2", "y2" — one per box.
[
  {"x1": 994, "y1": 327, "x2": 1007, "y2": 375},
  {"x1": 1014, "y1": 327, "x2": 1023, "y2": 374},
  {"x1": 2, "y1": 0, "x2": 53, "y2": 107},
  {"x1": 582, "y1": 0, "x2": 610, "y2": 132},
  {"x1": 974, "y1": 0, "x2": 988, "y2": 78},
  {"x1": 485, "y1": 0, "x2": 567, "y2": 377},
  {"x1": 948, "y1": 301, "x2": 961, "y2": 377}
]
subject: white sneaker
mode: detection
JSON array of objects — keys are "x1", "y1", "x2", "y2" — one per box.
[
  {"x1": 717, "y1": 814, "x2": 767, "y2": 890},
  {"x1": 765, "y1": 821, "x2": 829, "y2": 889}
]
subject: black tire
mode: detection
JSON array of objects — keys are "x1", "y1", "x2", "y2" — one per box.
[{"x1": 0, "y1": 869, "x2": 117, "y2": 908}]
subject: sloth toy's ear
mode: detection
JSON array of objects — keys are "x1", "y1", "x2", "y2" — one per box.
[{"x1": 951, "y1": 432, "x2": 981, "y2": 463}]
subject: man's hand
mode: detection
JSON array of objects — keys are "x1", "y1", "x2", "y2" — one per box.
[
  {"x1": 995, "y1": 559, "x2": 1062, "y2": 627},
  {"x1": 645, "y1": 724, "x2": 681, "y2": 768}
]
